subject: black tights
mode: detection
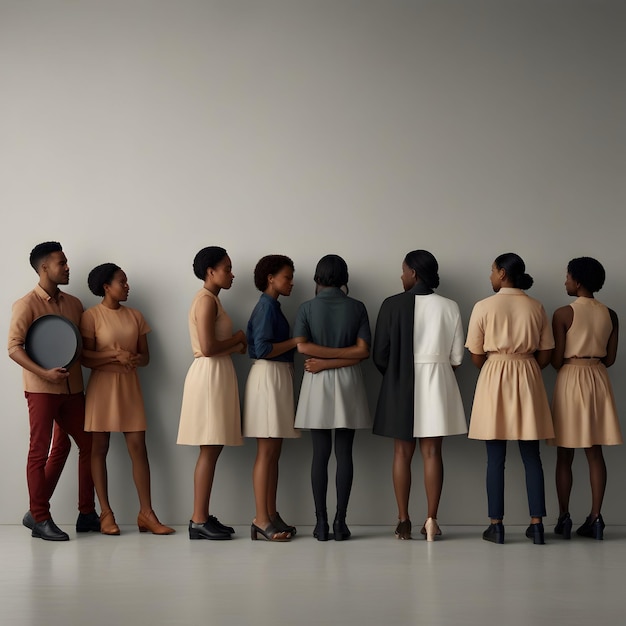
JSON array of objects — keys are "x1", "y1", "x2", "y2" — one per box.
[{"x1": 310, "y1": 428, "x2": 355, "y2": 517}]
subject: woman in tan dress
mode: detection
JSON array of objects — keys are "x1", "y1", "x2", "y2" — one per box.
[
  {"x1": 466, "y1": 253, "x2": 554, "y2": 545},
  {"x1": 82, "y1": 263, "x2": 174, "y2": 536},
  {"x1": 550, "y1": 257, "x2": 621, "y2": 540},
  {"x1": 177, "y1": 247, "x2": 246, "y2": 541}
]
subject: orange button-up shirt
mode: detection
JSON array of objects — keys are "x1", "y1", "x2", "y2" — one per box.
[{"x1": 8, "y1": 284, "x2": 84, "y2": 394}]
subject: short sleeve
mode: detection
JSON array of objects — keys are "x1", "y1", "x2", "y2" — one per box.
[
  {"x1": 356, "y1": 302, "x2": 371, "y2": 345},
  {"x1": 537, "y1": 305, "x2": 554, "y2": 350},
  {"x1": 465, "y1": 302, "x2": 485, "y2": 355},
  {"x1": 132, "y1": 309, "x2": 151, "y2": 336},
  {"x1": 293, "y1": 303, "x2": 311, "y2": 340},
  {"x1": 249, "y1": 300, "x2": 276, "y2": 359}
]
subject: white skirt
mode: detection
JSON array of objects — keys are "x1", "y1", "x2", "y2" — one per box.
[
  {"x1": 295, "y1": 363, "x2": 371, "y2": 430},
  {"x1": 243, "y1": 360, "x2": 300, "y2": 438}
]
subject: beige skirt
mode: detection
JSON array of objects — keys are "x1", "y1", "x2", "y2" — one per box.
[
  {"x1": 243, "y1": 360, "x2": 299, "y2": 438},
  {"x1": 548, "y1": 358, "x2": 622, "y2": 448},
  {"x1": 177, "y1": 355, "x2": 243, "y2": 446},
  {"x1": 468, "y1": 353, "x2": 554, "y2": 440}
]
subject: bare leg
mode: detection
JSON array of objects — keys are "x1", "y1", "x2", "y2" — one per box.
[
  {"x1": 252, "y1": 438, "x2": 283, "y2": 528},
  {"x1": 555, "y1": 447, "x2": 575, "y2": 514},
  {"x1": 584, "y1": 445, "x2": 607, "y2": 517},
  {"x1": 91, "y1": 432, "x2": 112, "y2": 513},
  {"x1": 419, "y1": 437, "x2": 443, "y2": 519},
  {"x1": 124, "y1": 431, "x2": 152, "y2": 515},
  {"x1": 393, "y1": 438, "x2": 417, "y2": 521},
  {"x1": 192, "y1": 445, "x2": 223, "y2": 523}
]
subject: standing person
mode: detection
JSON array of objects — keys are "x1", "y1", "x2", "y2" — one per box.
[
  {"x1": 81, "y1": 263, "x2": 174, "y2": 536},
  {"x1": 294, "y1": 254, "x2": 371, "y2": 541},
  {"x1": 549, "y1": 257, "x2": 622, "y2": 540},
  {"x1": 372, "y1": 250, "x2": 466, "y2": 541},
  {"x1": 8, "y1": 241, "x2": 98, "y2": 541},
  {"x1": 466, "y1": 253, "x2": 554, "y2": 545},
  {"x1": 243, "y1": 255, "x2": 305, "y2": 542},
  {"x1": 177, "y1": 247, "x2": 246, "y2": 541}
]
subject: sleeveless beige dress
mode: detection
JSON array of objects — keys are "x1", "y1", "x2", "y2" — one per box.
[
  {"x1": 549, "y1": 297, "x2": 622, "y2": 448},
  {"x1": 177, "y1": 289, "x2": 243, "y2": 446}
]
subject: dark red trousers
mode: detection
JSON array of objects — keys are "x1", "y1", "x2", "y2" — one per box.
[{"x1": 26, "y1": 392, "x2": 95, "y2": 522}]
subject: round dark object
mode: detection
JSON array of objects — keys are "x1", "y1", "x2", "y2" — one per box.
[{"x1": 24, "y1": 315, "x2": 82, "y2": 370}]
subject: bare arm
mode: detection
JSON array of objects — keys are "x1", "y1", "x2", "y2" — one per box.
[
  {"x1": 297, "y1": 337, "x2": 369, "y2": 360},
  {"x1": 535, "y1": 349, "x2": 552, "y2": 369},
  {"x1": 304, "y1": 357, "x2": 361, "y2": 373},
  {"x1": 470, "y1": 352, "x2": 487, "y2": 369},
  {"x1": 197, "y1": 295, "x2": 246, "y2": 357},
  {"x1": 264, "y1": 336, "x2": 307, "y2": 359},
  {"x1": 602, "y1": 309, "x2": 619, "y2": 367},
  {"x1": 551, "y1": 306, "x2": 573, "y2": 370}
]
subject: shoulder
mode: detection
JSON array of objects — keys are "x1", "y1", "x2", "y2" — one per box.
[{"x1": 58, "y1": 290, "x2": 83, "y2": 307}]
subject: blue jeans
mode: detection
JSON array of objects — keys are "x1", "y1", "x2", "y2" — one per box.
[{"x1": 485, "y1": 440, "x2": 546, "y2": 519}]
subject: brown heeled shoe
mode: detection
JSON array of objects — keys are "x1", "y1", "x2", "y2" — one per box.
[
  {"x1": 137, "y1": 510, "x2": 175, "y2": 535},
  {"x1": 422, "y1": 517, "x2": 442, "y2": 542},
  {"x1": 100, "y1": 509, "x2": 120, "y2": 536},
  {"x1": 395, "y1": 519, "x2": 412, "y2": 540}
]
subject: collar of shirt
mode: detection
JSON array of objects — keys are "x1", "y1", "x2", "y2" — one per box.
[
  {"x1": 34, "y1": 283, "x2": 63, "y2": 303},
  {"x1": 408, "y1": 283, "x2": 433, "y2": 296},
  {"x1": 315, "y1": 286, "x2": 345, "y2": 299},
  {"x1": 260, "y1": 292, "x2": 281, "y2": 309}
]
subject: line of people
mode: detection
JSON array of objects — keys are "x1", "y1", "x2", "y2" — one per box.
[{"x1": 8, "y1": 243, "x2": 621, "y2": 545}]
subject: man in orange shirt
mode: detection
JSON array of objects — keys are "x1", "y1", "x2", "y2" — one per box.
[{"x1": 8, "y1": 241, "x2": 98, "y2": 540}]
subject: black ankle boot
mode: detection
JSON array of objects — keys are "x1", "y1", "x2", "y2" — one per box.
[
  {"x1": 313, "y1": 511, "x2": 329, "y2": 541},
  {"x1": 554, "y1": 512, "x2": 572, "y2": 539},
  {"x1": 333, "y1": 512, "x2": 351, "y2": 541}
]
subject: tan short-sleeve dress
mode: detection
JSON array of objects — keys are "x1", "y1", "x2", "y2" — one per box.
[
  {"x1": 177, "y1": 289, "x2": 243, "y2": 446},
  {"x1": 466, "y1": 288, "x2": 555, "y2": 440},
  {"x1": 548, "y1": 297, "x2": 622, "y2": 448},
  {"x1": 82, "y1": 304, "x2": 150, "y2": 432}
]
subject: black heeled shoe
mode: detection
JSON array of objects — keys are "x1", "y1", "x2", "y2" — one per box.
[
  {"x1": 576, "y1": 514, "x2": 605, "y2": 540},
  {"x1": 482, "y1": 522, "x2": 504, "y2": 544},
  {"x1": 313, "y1": 511, "x2": 329, "y2": 541},
  {"x1": 250, "y1": 521, "x2": 290, "y2": 542},
  {"x1": 270, "y1": 512, "x2": 296, "y2": 537},
  {"x1": 525, "y1": 522, "x2": 545, "y2": 545},
  {"x1": 333, "y1": 517, "x2": 351, "y2": 541},
  {"x1": 554, "y1": 512, "x2": 572, "y2": 539}
]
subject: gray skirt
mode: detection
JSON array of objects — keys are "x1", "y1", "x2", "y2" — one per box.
[{"x1": 295, "y1": 363, "x2": 371, "y2": 430}]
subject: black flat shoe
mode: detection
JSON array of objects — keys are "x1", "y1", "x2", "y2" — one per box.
[
  {"x1": 22, "y1": 511, "x2": 35, "y2": 530},
  {"x1": 32, "y1": 519, "x2": 70, "y2": 542},
  {"x1": 188, "y1": 520, "x2": 231, "y2": 540},
  {"x1": 333, "y1": 518, "x2": 351, "y2": 541},
  {"x1": 554, "y1": 512, "x2": 572, "y2": 539},
  {"x1": 576, "y1": 514, "x2": 605, "y2": 540},
  {"x1": 482, "y1": 522, "x2": 504, "y2": 544},
  {"x1": 76, "y1": 511, "x2": 101, "y2": 533},
  {"x1": 208, "y1": 515, "x2": 234, "y2": 535},
  {"x1": 525, "y1": 522, "x2": 545, "y2": 545}
]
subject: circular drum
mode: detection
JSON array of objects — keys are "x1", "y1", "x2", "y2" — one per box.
[{"x1": 24, "y1": 314, "x2": 82, "y2": 369}]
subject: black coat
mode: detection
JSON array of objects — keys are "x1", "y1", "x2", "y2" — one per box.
[{"x1": 372, "y1": 283, "x2": 433, "y2": 441}]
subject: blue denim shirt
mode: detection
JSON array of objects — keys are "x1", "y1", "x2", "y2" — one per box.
[{"x1": 246, "y1": 293, "x2": 294, "y2": 362}]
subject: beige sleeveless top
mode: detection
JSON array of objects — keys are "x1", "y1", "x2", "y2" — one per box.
[{"x1": 564, "y1": 297, "x2": 612, "y2": 358}]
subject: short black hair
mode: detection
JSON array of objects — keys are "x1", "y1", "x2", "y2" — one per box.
[
  {"x1": 254, "y1": 255, "x2": 294, "y2": 291},
  {"x1": 494, "y1": 252, "x2": 533, "y2": 290},
  {"x1": 88, "y1": 263, "x2": 121, "y2": 297},
  {"x1": 568, "y1": 257, "x2": 605, "y2": 293},
  {"x1": 29, "y1": 241, "x2": 62, "y2": 272},
  {"x1": 193, "y1": 247, "x2": 228, "y2": 280},
  {"x1": 404, "y1": 250, "x2": 440, "y2": 290},
  {"x1": 314, "y1": 254, "x2": 349, "y2": 289}
]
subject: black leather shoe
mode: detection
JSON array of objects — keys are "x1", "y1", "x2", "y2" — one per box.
[
  {"x1": 188, "y1": 520, "x2": 231, "y2": 540},
  {"x1": 313, "y1": 512, "x2": 329, "y2": 541},
  {"x1": 577, "y1": 514, "x2": 605, "y2": 540},
  {"x1": 333, "y1": 518, "x2": 351, "y2": 541},
  {"x1": 208, "y1": 515, "x2": 234, "y2": 535},
  {"x1": 32, "y1": 519, "x2": 70, "y2": 541},
  {"x1": 22, "y1": 511, "x2": 35, "y2": 530},
  {"x1": 76, "y1": 511, "x2": 101, "y2": 533},
  {"x1": 554, "y1": 512, "x2": 572, "y2": 539},
  {"x1": 482, "y1": 522, "x2": 504, "y2": 544},
  {"x1": 525, "y1": 522, "x2": 545, "y2": 545}
]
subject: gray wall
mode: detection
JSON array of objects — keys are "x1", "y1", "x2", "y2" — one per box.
[{"x1": 1, "y1": 0, "x2": 624, "y2": 526}]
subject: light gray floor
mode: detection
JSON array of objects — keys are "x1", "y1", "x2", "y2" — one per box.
[{"x1": 1, "y1": 523, "x2": 624, "y2": 626}]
